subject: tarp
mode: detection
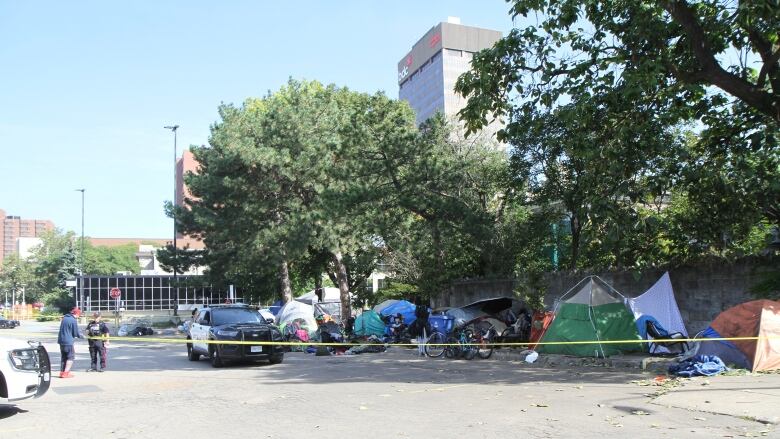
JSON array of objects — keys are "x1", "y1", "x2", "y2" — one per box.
[
  {"x1": 353, "y1": 310, "x2": 386, "y2": 337},
  {"x1": 528, "y1": 310, "x2": 554, "y2": 350},
  {"x1": 275, "y1": 300, "x2": 318, "y2": 336},
  {"x1": 539, "y1": 276, "x2": 643, "y2": 357},
  {"x1": 628, "y1": 272, "x2": 688, "y2": 353},
  {"x1": 373, "y1": 300, "x2": 399, "y2": 314},
  {"x1": 460, "y1": 297, "x2": 516, "y2": 315},
  {"x1": 445, "y1": 307, "x2": 484, "y2": 329},
  {"x1": 315, "y1": 302, "x2": 343, "y2": 324},
  {"x1": 295, "y1": 287, "x2": 341, "y2": 305},
  {"x1": 697, "y1": 300, "x2": 780, "y2": 372},
  {"x1": 444, "y1": 297, "x2": 520, "y2": 329},
  {"x1": 378, "y1": 300, "x2": 417, "y2": 325}
]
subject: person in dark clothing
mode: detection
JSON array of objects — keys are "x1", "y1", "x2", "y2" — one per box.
[
  {"x1": 57, "y1": 307, "x2": 84, "y2": 378},
  {"x1": 86, "y1": 312, "x2": 110, "y2": 372}
]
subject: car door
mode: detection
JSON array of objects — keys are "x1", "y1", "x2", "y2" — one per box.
[{"x1": 191, "y1": 310, "x2": 211, "y2": 353}]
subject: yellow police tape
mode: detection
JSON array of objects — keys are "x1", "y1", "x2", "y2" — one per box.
[{"x1": 6, "y1": 332, "x2": 780, "y2": 347}]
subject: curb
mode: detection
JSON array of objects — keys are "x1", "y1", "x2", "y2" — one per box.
[{"x1": 404, "y1": 347, "x2": 675, "y2": 372}]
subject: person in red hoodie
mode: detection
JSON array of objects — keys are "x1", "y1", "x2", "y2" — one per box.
[{"x1": 57, "y1": 307, "x2": 84, "y2": 378}]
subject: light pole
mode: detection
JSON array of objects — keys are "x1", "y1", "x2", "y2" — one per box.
[
  {"x1": 164, "y1": 125, "x2": 180, "y2": 316},
  {"x1": 75, "y1": 188, "x2": 85, "y2": 311}
]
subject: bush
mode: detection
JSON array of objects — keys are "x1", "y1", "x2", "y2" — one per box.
[{"x1": 36, "y1": 310, "x2": 62, "y2": 322}]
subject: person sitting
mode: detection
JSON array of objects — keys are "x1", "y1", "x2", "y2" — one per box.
[{"x1": 390, "y1": 313, "x2": 406, "y2": 341}]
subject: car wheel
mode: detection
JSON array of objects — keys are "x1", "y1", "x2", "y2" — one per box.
[
  {"x1": 210, "y1": 345, "x2": 223, "y2": 368},
  {"x1": 187, "y1": 339, "x2": 200, "y2": 362},
  {"x1": 269, "y1": 354, "x2": 284, "y2": 364}
]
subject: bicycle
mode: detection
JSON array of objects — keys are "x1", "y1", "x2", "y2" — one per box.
[
  {"x1": 472, "y1": 320, "x2": 497, "y2": 359},
  {"x1": 424, "y1": 331, "x2": 447, "y2": 358},
  {"x1": 442, "y1": 319, "x2": 497, "y2": 360},
  {"x1": 444, "y1": 327, "x2": 477, "y2": 360}
]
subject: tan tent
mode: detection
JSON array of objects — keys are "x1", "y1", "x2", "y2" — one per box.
[{"x1": 698, "y1": 300, "x2": 780, "y2": 372}]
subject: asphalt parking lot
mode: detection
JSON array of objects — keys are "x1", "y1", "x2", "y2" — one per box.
[{"x1": 1, "y1": 324, "x2": 777, "y2": 439}]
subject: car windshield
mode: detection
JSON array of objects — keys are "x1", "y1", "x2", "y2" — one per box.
[{"x1": 211, "y1": 308, "x2": 264, "y2": 326}]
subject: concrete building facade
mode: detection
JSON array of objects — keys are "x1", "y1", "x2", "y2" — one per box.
[
  {"x1": 0, "y1": 209, "x2": 54, "y2": 264},
  {"x1": 398, "y1": 17, "x2": 502, "y2": 128}
]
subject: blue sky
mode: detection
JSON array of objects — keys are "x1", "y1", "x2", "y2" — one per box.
[{"x1": 0, "y1": 1, "x2": 517, "y2": 238}]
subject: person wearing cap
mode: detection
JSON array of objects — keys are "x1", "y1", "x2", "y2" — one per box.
[
  {"x1": 86, "y1": 312, "x2": 110, "y2": 372},
  {"x1": 57, "y1": 307, "x2": 84, "y2": 378}
]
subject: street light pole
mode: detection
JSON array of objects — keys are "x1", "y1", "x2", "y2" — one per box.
[
  {"x1": 75, "y1": 188, "x2": 85, "y2": 311},
  {"x1": 164, "y1": 125, "x2": 180, "y2": 316}
]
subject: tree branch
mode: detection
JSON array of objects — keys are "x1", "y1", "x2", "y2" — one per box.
[{"x1": 662, "y1": 0, "x2": 779, "y2": 123}]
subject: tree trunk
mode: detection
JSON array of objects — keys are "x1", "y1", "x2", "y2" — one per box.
[
  {"x1": 330, "y1": 251, "x2": 352, "y2": 321},
  {"x1": 278, "y1": 259, "x2": 293, "y2": 304}
]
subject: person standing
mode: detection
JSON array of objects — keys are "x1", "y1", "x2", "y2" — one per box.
[
  {"x1": 57, "y1": 307, "x2": 84, "y2": 378},
  {"x1": 86, "y1": 312, "x2": 110, "y2": 372}
]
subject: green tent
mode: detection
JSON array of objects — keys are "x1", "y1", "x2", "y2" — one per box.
[
  {"x1": 539, "y1": 276, "x2": 643, "y2": 357},
  {"x1": 353, "y1": 310, "x2": 386, "y2": 337}
]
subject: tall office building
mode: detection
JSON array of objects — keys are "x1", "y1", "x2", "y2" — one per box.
[
  {"x1": 0, "y1": 209, "x2": 54, "y2": 264},
  {"x1": 398, "y1": 17, "x2": 502, "y2": 129},
  {"x1": 174, "y1": 149, "x2": 204, "y2": 248},
  {"x1": 175, "y1": 149, "x2": 199, "y2": 210}
]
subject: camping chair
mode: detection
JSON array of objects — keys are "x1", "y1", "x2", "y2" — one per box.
[{"x1": 646, "y1": 320, "x2": 689, "y2": 355}]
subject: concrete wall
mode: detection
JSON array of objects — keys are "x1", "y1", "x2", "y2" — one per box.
[{"x1": 434, "y1": 256, "x2": 778, "y2": 334}]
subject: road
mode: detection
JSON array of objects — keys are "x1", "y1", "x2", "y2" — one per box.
[{"x1": 0, "y1": 323, "x2": 777, "y2": 438}]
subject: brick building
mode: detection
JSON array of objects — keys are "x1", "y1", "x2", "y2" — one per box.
[{"x1": 0, "y1": 209, "x2": 54, "y2": 264}]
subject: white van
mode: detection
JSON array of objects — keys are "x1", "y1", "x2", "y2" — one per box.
[{"x1": 0, "y1": 338, "x2": 51, "y2": 402}]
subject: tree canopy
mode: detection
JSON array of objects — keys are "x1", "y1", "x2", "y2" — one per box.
[{"x1": 456, "y1": 0, "x2": 779, "y2": 270}]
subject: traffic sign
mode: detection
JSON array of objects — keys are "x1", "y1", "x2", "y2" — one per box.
[{"x1": 110, "y1": 288, "x2": 121, "y2": 299}]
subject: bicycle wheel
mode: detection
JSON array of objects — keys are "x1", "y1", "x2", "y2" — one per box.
[
  {"x1": 444, "y1": 335, "x2": 461, "y2": 358},
  {"x1": 476, "y1": 323, "x2": 496, "y2": 359},
  {"x1": 425, "y1": 331, "x2": 447, "y2": 358},
  {"x1": 461, "y1": 329, "x2": 475, "y2": 359}
]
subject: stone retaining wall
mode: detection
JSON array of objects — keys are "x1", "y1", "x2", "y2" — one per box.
[{"x1": 433, "y1": 256, "x2": 778, "y2": 334}]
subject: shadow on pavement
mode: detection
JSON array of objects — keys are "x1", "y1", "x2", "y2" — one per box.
[
  {"x1": 52, "y1": 342, "x2": 663, "y2": 387},
  {"x1": 0, "y1": 405, "x2": 28, "y2": 420}
]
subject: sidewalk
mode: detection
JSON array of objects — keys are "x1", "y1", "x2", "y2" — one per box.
[
  {"x1": 652, "y1": 373, "x2": 780, "y2": 425},
  {"x1": 403, "y1": 347, "x2": 780, "y2": 426}
]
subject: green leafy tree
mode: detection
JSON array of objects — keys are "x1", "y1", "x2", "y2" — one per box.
[
  {"x1": 456, "y1": 0, "x2": 779, "y2": 133},
  {"x1": 83, "y1": 242, "x2": 140, "y2": 275},
  {"x1": 25, "y1": 230, "x2": 79, "y2": 312},
  {"x1": 0, "y1": 255, "x2": 34, "y2": 306},
  {"x1": 456, "y1": 0, "x2": 779, "y2": 267},
  {"x1": 175, "y1": 80, "x2": 418, "y2": 318},
  {"x1": 352, "y1": 110, "x2": 523, "y2": 295}
]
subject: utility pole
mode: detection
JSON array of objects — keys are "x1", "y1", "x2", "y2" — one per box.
[
  {"x1": 76, "y1": 188, "x2": 85, "y2": 311},
  {"x1": 164, "y1": 125, "x2": 180, "y2": 316}
]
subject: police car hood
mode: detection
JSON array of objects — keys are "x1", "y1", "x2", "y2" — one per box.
[{"x1": 214, "y1": 322, "x2": 271, "y2": 331}]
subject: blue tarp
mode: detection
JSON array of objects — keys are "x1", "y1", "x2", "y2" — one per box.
[{"x1": 379, "y1": 300, "x2": 417, "y2": 325}]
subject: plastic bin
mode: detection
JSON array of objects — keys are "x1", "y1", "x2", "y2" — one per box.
[{"x1": 428, "y1": 315, "x2": 454, "y2": 334}]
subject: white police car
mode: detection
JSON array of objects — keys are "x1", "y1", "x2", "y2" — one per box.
[{"x1": 0, "y1": 338, "x2": 51, "y2": 402}]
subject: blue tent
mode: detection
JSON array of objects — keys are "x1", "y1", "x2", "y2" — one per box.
[
  {"x1": 379, "y1": 300, "x2": 417, "y2": 325},
  {"x1": 353, "y1": 310, "x2": 386, "y2": 337}
]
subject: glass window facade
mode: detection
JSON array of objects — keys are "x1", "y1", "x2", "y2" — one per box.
[
  {"x1": 399, "y1": 50, "x2": 444, "y2": 126},
  {"x1": 77, "y1": 275, "x2": 236, "y2": 312}
]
